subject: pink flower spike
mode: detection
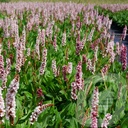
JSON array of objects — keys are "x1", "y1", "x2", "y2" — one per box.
[
  {"x1": 71, "y1": 82, "x2": 77, "y2": 100},
  {"x1": 101, "y1": 113, "x2": 112, "y2": 128},
  {"x1": 40, "y1": 48, "x2": 47, "y2": 75},
  {"x1": 91, "y1": 87, "x2": 99, "y2": 128},
  {"x1": 30, "y1": 104, "x2": 54, "y2": 125},
  {"x1": 6, "y1": 75, "x2": 20, "y2": 125},
  {"x1": 0, "y1": 87, "x2": 5, "y2": 118},
  {"x1": 120, "y1": 44, "x2": 127, "y2": 70},
  {"x1": 75, "y1": 61, "x2": 83, "y2": 90}
]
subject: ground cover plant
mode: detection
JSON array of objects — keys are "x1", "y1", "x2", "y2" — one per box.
[
  {"x1": 9, "y1": 0, "x2": 128, "y2": 4},
  {"x1": 0, "y1": 2, "x2": 128, "y2": 128},
  {"x1": 96, "y1": 4, "x2": 128, "y2": 27}
]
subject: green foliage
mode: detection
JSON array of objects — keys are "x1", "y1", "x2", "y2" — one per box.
[
  {"x1": 96, "y1": 6, "x2": 128, "y2": 27},
  {"x1": 0, "y1": 0, "x2": 10, "y2": 2},
  {"x1": 0, "y1": 3, "x2": 128, "y2": 128}
]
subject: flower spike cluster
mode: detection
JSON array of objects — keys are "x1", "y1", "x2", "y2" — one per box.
[
  {"x1": 30, "y1": 104, "x2": 53, "y2": 125},
  {"x1": 0, "y1": 54, "x2": 5, "y2": 80},
  {"x1": 91, "y1": 87, "x2": 99, "y2": 128},
  {"x1": 6, "y1": 74, "x2": 20, "y2": 125},
  {"x1": 71, "y1": 61, "x2": 83, "y2": 100},
  {"x1": 52, "y1": 59, "x2": 58, "y2": 77},
  {"x1": 0, "y1": 87, "x2": 5, "y2": 119},
  {"x1": 40, "y1": 48, "x2": 47, "y2": 75},
  {"x1": 120, "y1": 44, "x2": 127, "y2": 70},
  {"x1": 101, "y1": 113, "x2": 112, "y2": 128}
]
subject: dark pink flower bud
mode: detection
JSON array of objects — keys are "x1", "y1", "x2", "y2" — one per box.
[
  {"x1": 0, "y1": 55, "x2": 5, "y2": 80},
  {"x1": 37, "y1": 88, "x2": 43, "y2": 98},
  {"x1": 120, "y1": 44, "x2": 127, "y2": 70}
]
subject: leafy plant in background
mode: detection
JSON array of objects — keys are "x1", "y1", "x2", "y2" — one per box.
[{"x1": 95, "y1": 5, "x2": 128, "y2": 27}]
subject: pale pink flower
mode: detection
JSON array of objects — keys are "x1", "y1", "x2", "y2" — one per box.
[
  {"x1": 30, "y1": 104, "x2": 53, "y2": 125},
  {"x1": 0, "y1": 55, "x2": 5, "y2": 80},
  {"x1": 120, "y1": 44, "x2": 127, "y2": 70},
  {"x1": 21, "y1": 26, "x2": 26, "y2": 51},
  {"x1": 91, "y1": 87, "x2": 99, "y2": 128},
  {"x1": 35, "y1": 37, "x2": 40, "y2": 60},
  {"x1": 67, "y1": 62, "x2": 72, "y2": 74},
  {"x1": 53, "y1": 35, "x2": 57, "y2": 52},
  {"x1": 6, "y1": 75, "x2": 20, "y2": 125},
  {"x1": 106, "y1": 41, "x2": 115, "y2": 63},
  {"x1": 16, "y1": 43, "x2": 23, "y2": 72},
  {"x1": 101, "y1": 64, "x2": 109, "y2": 76},
  {"x1": 109, "y1": 49, "x2": 115, "y2": 63},
  {"x1": 76, "y1": 32, "x2": 84, "y2": 55},
  {"x1": 94, "y1": 46, "x2": 98, "y2": 62},
  {"x1": 87, "y1": 27, "x2": 95, "y2": 42},
  {"x1": 62, "y1": 32, "x2": 66, "y2": 46},
  {"x1": 75, "y1": 61, "x2": 83, "y2": 90},
  {"x1": 40, "y1": 48, "x2": 47, "y2": 75},
  {"x1": 52, "y1": 59, "x2": 57, "y2": 77},
  {"x1": 71, "y1": 82, "x2": 77, "y2": 100},
  {"x1": 0, "y1": 87, "x2": 5, "y2": 118},
  {"x1": 101, "y1": 113, "x2": 112, "y2": 128},
  {"x1": 86, "y1": 59, "x2": 93, "y2": 72}
]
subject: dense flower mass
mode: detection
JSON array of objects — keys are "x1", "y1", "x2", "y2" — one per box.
[{"x1": 0, "y1": 2, "x2": 126, "y2": 127}]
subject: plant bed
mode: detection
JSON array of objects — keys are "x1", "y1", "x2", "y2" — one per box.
[
  {"x1": 96, "y1": 5, "x2": 128, "y2": 27},
  {"x1": 0, "y1": 2, "x2": 128, "y2": 128}
]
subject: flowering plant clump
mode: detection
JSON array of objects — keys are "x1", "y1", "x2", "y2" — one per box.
[
  {"x1": 96, "y1": 4, "x2": 128, "y2": 26},
  {"x1": 0, "y1": 2, "x2": 127, "y2": 128}
]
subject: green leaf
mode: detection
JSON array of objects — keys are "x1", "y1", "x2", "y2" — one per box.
[
  {"x1": 22, "y1": 91, "x2": 32, "y2": 99},
  {"x1": 18, "y1": 113, "x2": 31, "y2": 124}
]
